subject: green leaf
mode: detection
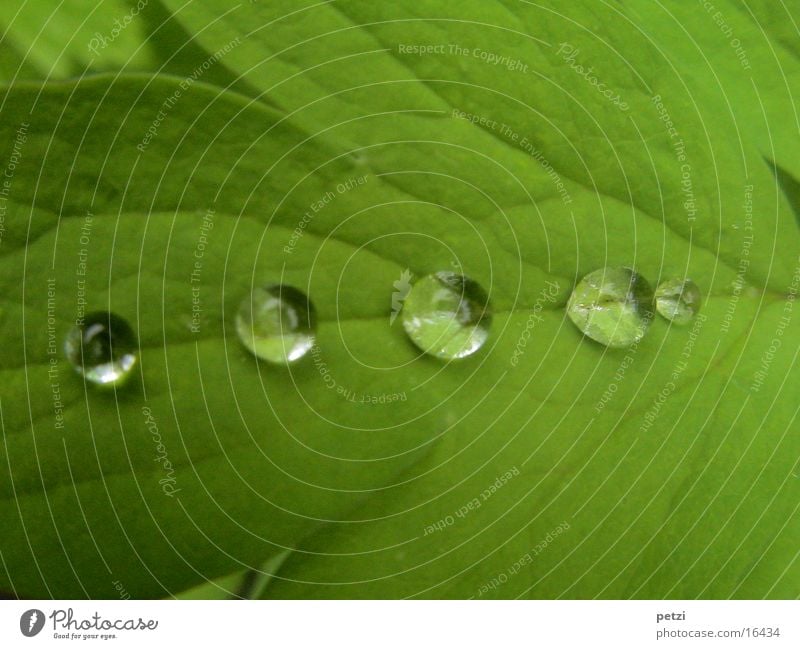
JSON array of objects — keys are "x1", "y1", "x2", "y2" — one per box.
[
  {"x1": 0, "y1": 0, "x2": 157, "y2": 79},
  {"x1": 159, "y1": 0, "x2": 799, "y2": 598},
  {"x1": 771, "y1": 161, "x2": 800, "y2": 225},
  {"x1": 171, "y1": 570, "x2": 244, "y2": 600},
  {"x1": 172, "y1": 550, "x2": 290, "y2": 599},
  {"x1": 259, "y1": 293, "x2": 800, "y2": 598},
  {"x1": 0, "y1": 74, "x2": 450, "y2": 597},
  {"x1": 0, "y1": 0, "x2": 252, "y2": 93},
  {"x1": 2, "y1": 0, "x2": 800, "y2": 600},
  {"x1": 0, "y1": 37, "x2": 42, "y2": 83}
]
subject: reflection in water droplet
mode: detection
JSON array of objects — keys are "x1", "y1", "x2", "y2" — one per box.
[
  {"x1": 567, "y1": 267, "x2": 654, "y2": 348},
  {"x1": 236, "y1": 285, "x2": 316, "y2": 364},
  {"x1": 64, "y1": 312, "x2": 138, "y2": 386},
  {"x1": 401, "y1": 271, "x2": 491, "y2": 360},
  {"x1": 655, "y1": 278, "x2": 701, "y2": 325}
]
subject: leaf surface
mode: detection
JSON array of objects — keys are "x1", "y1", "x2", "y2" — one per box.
[{"x1": 2, "y1": 0, "x2": 800, "y2": 598}]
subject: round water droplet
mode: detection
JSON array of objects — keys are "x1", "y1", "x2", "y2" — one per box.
[
  {"x1": 236, "y1": 284, "x2": 316, "y2": 364},
  {"x1": 655, "y1": 278, "x2": 701, "y2": 325},
  {"x1": 64, "y1": 312, "x2": 138, "y2": 386},
  {"x1": 566, "y1": 267, "x2": 654, "y2": 348},
  {"x1": 401, "y1": 271, "x2": 491, "y2": 360}
]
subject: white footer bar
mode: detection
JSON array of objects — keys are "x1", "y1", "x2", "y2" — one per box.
[{"x1": 1, "y1": 600, "x2": 796, "y2": 648}]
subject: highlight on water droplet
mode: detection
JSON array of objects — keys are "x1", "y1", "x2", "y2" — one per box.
[
  {"x1": 236, "y1": 284, "x2": 316, "y2": 364},
  {"x1": 566, "y1": 267, "x2": 654, "y2": 348},
  {"x1": 64, "y1": 311, "x2": 138, "y2": 386},
  {"x1": 401, "y1": 271, "x2": 491, "y2": 360},
  {"x1": 654, "y1": 278, "x2": 701, "y2": 325}
]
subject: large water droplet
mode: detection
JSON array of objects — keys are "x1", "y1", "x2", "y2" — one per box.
[
  {"x1": 655, "y1": 278, "x2": 701, "y2": 325},
  {"x1": 236, "y1": 284, "x2": 316, "y2": 364},
  {"x1": 401, "y1": 271, "x2": 491, "y2": 360},
  {"x1": 64, "y1": 312, "x2": 138, "y2": 386},
  {"x1": 566, "y1": 267, "x2": 654, "y2": 348}
]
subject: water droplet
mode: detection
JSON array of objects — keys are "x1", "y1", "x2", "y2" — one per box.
[
  {"x1": 236, "y1": 285, "x2": 316, "y2": 364},
  {"x1": 655, "y1": 278, "x2": 701, "y2": 325},
  {"x1": 64, "y1": 312, "x2": 138, "y2": 386},
  {"x1": 401, "y1": 271, "x2": 491, "y2": 360},
  {"x1": 566, "y1": 267, "x2": 654, "y2": 348}
]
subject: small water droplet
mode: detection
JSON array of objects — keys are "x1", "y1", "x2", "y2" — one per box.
[
  {"x1": 655, "y1": 278, "x2": 701, "y2": 325},
  {"x1": 236, "y1": 285, "x2": 316, "y2": 364},
  {"x1": 64, "y1": 312, "x2": 138, "y2": 386},
  {"x1": 401, "y1": 271, "x2": 491, "y2": 360},
  {"x1": 567, "y1": 267, "x2": 654, "y2": 348}
]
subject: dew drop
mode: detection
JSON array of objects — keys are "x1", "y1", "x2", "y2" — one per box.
[
  {"x1": 655, "y1": 278, "x2": 701, "y2": 325},
  {"x1": 64, "y1": 312, "x2": 138, "y2": 386},
  {"x1": 401, "y1": 271, "x2": 491, "y2": 360},
  {"x1": 566, "y1": 267, "x2": 654, "y2": 348},
  {"x1": 236, "y1": 284, "x2": 316, "y2": 364}
]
